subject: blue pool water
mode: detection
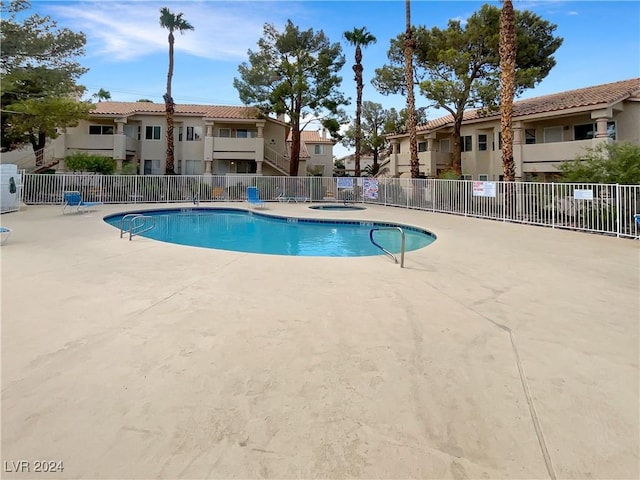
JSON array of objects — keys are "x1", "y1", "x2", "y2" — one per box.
[{"x1": 104, "y1": 208, "x2": 436, "y2": 257}]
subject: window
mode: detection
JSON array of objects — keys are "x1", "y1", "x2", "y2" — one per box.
[
  {"x1": 233, "y1": 160, "x2": 256, "y2": 173},
  {"x1": 525, "y1": 129, "x2": 536, "y2": 144},
  {"x1": 544, "y1": 126, "x2": 563, "y2": 143},
  {"x1": 478, "y1": 174, "x2": 489, "y2": 181},
  {"x1": 440, "y1": 139, "x2": 450, "y2": 153},
  {"x1": 219, "y1": 128, "x2": 231, "y2": 138},
  {"x1": 314, "y1": 144, "x2": 324, "y2": 155},
  {"x1": 145, "y1": 126, "x2": 161, "y2": 140},
  {"x1": 418, "y1": 142, "x2": 427, "y2": 152},
  {"x1": 124, "y1": 125, "x2": 136, "y2": 139},
  {"x1": 574, "y1": 123, "x2": 595, "y2": 140},
  {"x1": 186, "y1": 126, "x2": 202, "y2": 141},
  {"x1": 460, "y1": 135, "x2": 472, "y2": 152},
  {"x1": 236, "y1": 129, "x2": 256, "y2": 138},
  {"x1": 478, "y1": 134, "x2": 488, "y2": 151},
  {"x1": 178, "y1": 127, "x2": 183, "y2": 142},
  {"x1": 461, "y1": 174, "x2": 472, "y2": 180},
  {"x1": 89, "y1": 125, "x2": 114, "y2": 135},
  {"x1": 574, "y1": 121, "x2": 617, "y2": 140},
  {"x1": 184, "y1": 160, "x2": 203, "y2": 175},
  {"x1": 143, "y1": 159, "x2": 161, "y2": 175}
]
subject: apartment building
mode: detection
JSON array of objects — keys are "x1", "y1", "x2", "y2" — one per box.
[
  {"x1": 383, "y1": 78, "x2": 640, "y2": 180},
  {"x1": 51, "y1": 102, "x2": 331, "y2": 176}
]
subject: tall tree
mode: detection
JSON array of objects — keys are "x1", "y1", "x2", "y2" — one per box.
[
  {"x1": 343, "y1": 27, "x2": 376, "y2": 177},
  {"x1": 342, "y1": 103, "x2": 429, "y2": 176},
  {"x1": 159, "y1": 7, "x2": 193, "y2": 175},
  {"x1": 92, "y1": 88, "x2": 111, "y2": 102},
  {"x1": 342, "y1": 101, "x2": 387, "y2": 176},
  {"x1": 1, "y1": 0, "x2": 90, "y2": 157},
  {"x1": 500, "y1": 0, "x2": 516, "y2": 182},
  {"x1": 234, "y1": 20, "x2": 348, "y2": 176},
  {"x1": 373, "y1": 4, "x2": 562, "y2": 174},
  {"x1": 403, "y1": 0, "x2": 420, "y2": 178}
]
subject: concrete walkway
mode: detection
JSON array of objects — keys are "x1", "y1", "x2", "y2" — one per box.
[{"x1": 1, "y1": 203, "x2": 638, "y2": 479}]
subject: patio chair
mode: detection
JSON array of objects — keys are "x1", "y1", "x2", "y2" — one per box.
[
  {"x1": 62, "y1": 190, "x2": 103, "y2": 214},
  {"x1": 276, "y1": 188, "x2": 308, "y2": 203},
  {"x1": 212, "y1": 186, "x2": 226, "y2": 200},
  {"x1": 634, "y1": 214, "x2": 640, "y2": 239},
  {"x1": 0, "y1": 227, "x2": 12, "y2": 246},
  {"x1": 246, "y1": 186, "x2": 266, "y2": 209}
]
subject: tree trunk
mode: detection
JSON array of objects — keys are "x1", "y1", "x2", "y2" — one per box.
[
  {"x1": 353, "y1": 47, "x2": 363, "y2": 177},
  {"x1": 30, "y1": 131, "x2": 46, "y2": 166},
  {"x1": 289, "y1": 120, "x2": 301, "y2": 176},
  {"x1": 165, "y1": 31, "x2": 176, "y2": 175},
  {"x1": 372, "y1": 149, "x2": 379, "y2": 176},
  {"x1": 500, "y1": 0, "x2": 516, "y2": 183},
  {"x1": 404, "y1": 0, "x2": 419, "y2": 178},
  {"x1": 500, "y1": 0, "x2": 517, "y2": 220},
  {"x1": 165, "y1": 95, "x2": 175, "y2": 175},
  {"x1": 450, "y1": 114, "x2": 464, "y2": 175}
]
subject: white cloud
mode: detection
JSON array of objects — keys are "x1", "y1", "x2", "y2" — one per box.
[
  {"x1": 567, "y1": 11, "x2": 579, "y2": 16},
  {"x1": 449, "y1": 15, "x2": 468, "y2": 27},
  {"x1": 49, "y1": 2, "x2": 272, "y2": 62}
]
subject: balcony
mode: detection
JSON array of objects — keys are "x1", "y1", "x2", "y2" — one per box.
[
  {"x1": 521, "y1": 138, "x2": 608, "y2": 172},
  {"x1": 212, "y1": 137, "x2": 258, "y2": 160}
]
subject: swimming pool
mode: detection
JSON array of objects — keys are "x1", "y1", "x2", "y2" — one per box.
[{"x1": 104, "y1": 208, "x2": 436, "y2": 257}]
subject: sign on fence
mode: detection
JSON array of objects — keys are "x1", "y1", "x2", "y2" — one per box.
[
  {"x1": 573, "y1": 189, "x2": 594, "y2": 200},
  {"x1": 473, "y1": 181, "x2": 496, "y2": 198},
  {"x1": 337, "y1": 177, "x2": 354, "y2": 188},
  {"x1": 363, "y1": 178, "x2": 378, "y2": 199}
]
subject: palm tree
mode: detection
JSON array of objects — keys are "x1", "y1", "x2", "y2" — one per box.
[
  {"x1": 344, "y1": 27, "x2": 376, "y2": 177},
  {"x1": 500, "y1": 0, "x2": 517, "y2": 219},
  {"x1": 159, "y1": 7, "x2": 194, "y2": 175},
  {"x1": 92, "y1": 88, "x2": 111, "y2": 102},
  {"x1": 500, "y1": 0, "x2": 516, "y2": 182},
  {"x1": 403, "y1": 0, "x2": 419, "y2": 178}
]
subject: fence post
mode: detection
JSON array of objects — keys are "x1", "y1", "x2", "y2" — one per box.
[
  {"x1": 464, "y1": 179, "x2": 468, "y2": 217},
  {"x1": 616, "y1": 184, "x2": 621, "y2": 238},
  {"x1": 551, "y1": 184, "x2": 555, "y2": 229}
]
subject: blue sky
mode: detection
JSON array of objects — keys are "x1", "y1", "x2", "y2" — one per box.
[{"x1": 26, "y1": 0, "x2": 640, "y2": 157}]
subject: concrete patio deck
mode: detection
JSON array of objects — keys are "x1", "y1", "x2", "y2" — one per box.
[{"x1": 1, "y1": 203, "x2": 638, "y2": 479}]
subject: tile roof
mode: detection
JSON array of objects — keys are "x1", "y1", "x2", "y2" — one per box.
[
  {"x1": 413, "y1": 78, "x2": 640, "y2": 134},
  {"x1": 301, "y1": 129, "x2": 334, "y2": 144},
  {"x1": 90, "y1": 101, "x2": 262, "y2": 119}
]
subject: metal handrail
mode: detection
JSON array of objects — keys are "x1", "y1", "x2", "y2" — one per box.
[
  {"x1": 119, "y1": 214, "x2": 143, "y2": 238},
  {"x1": 369, "y1": 227, "x2": 406, "y2": 268},
  {"x1": 119, "y1": 213, "x2": 156, "y2": 240},
  {"x1": 128, "y1": 215, "x2": 156, "y2": 241}
]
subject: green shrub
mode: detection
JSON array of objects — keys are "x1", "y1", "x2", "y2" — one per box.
[
  {"x1": 65, "y1": 153, "x2": 115, "y2": 174},
  {"x1": 559, "y1": 142, "x2": 640, "y2": 184}
]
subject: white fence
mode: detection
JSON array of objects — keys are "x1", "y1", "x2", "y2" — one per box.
[{"x1": 19, "y1": 174, "x2": 640, "y2": 239}]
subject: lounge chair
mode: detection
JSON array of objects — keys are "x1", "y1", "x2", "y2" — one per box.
[
  {"x1": 62, "y1": 190, "x2": 103, "y2": 214},
  {"x1": 246, "y1": 186, "x2": 266, "y2": 209},
  {"x1": 276, "y1": 188, "x2": 309, "y2": 203},
  {"x1": 0, "y1": 227, "x2": 11, "y2": 245}
]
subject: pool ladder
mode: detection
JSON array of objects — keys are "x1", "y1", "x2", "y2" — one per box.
[
  {"x1": 119, "y1": 214, "x2": 156, "y2": 241},
  {"x1": 369, "y1": 227, "x2": 406, "y2": 268}
]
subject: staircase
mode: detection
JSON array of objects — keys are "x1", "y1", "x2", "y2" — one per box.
[
  {"x1": 263, "y1": 146, "x2": 290, "y2": 175},
  {"x1": 1, "y1": 145, "x2": 56, "y2": 172},
  {"x1": 33, "y1": 158, "x2": 60, "y2": 173}
]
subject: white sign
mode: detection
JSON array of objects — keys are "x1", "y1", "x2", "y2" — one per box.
[
  {"x1": 573, "y1": 189, "x2": 594, "y2": 200},
  {"x1": 363, "y1": 178, "x2": 379, "y2": 199},
  {"x1": 472, "y1": 181, "x2": 497, "y2": 198},
  {"x1": 337, "y1": 177, "x2": 354, "y2": 189}
]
